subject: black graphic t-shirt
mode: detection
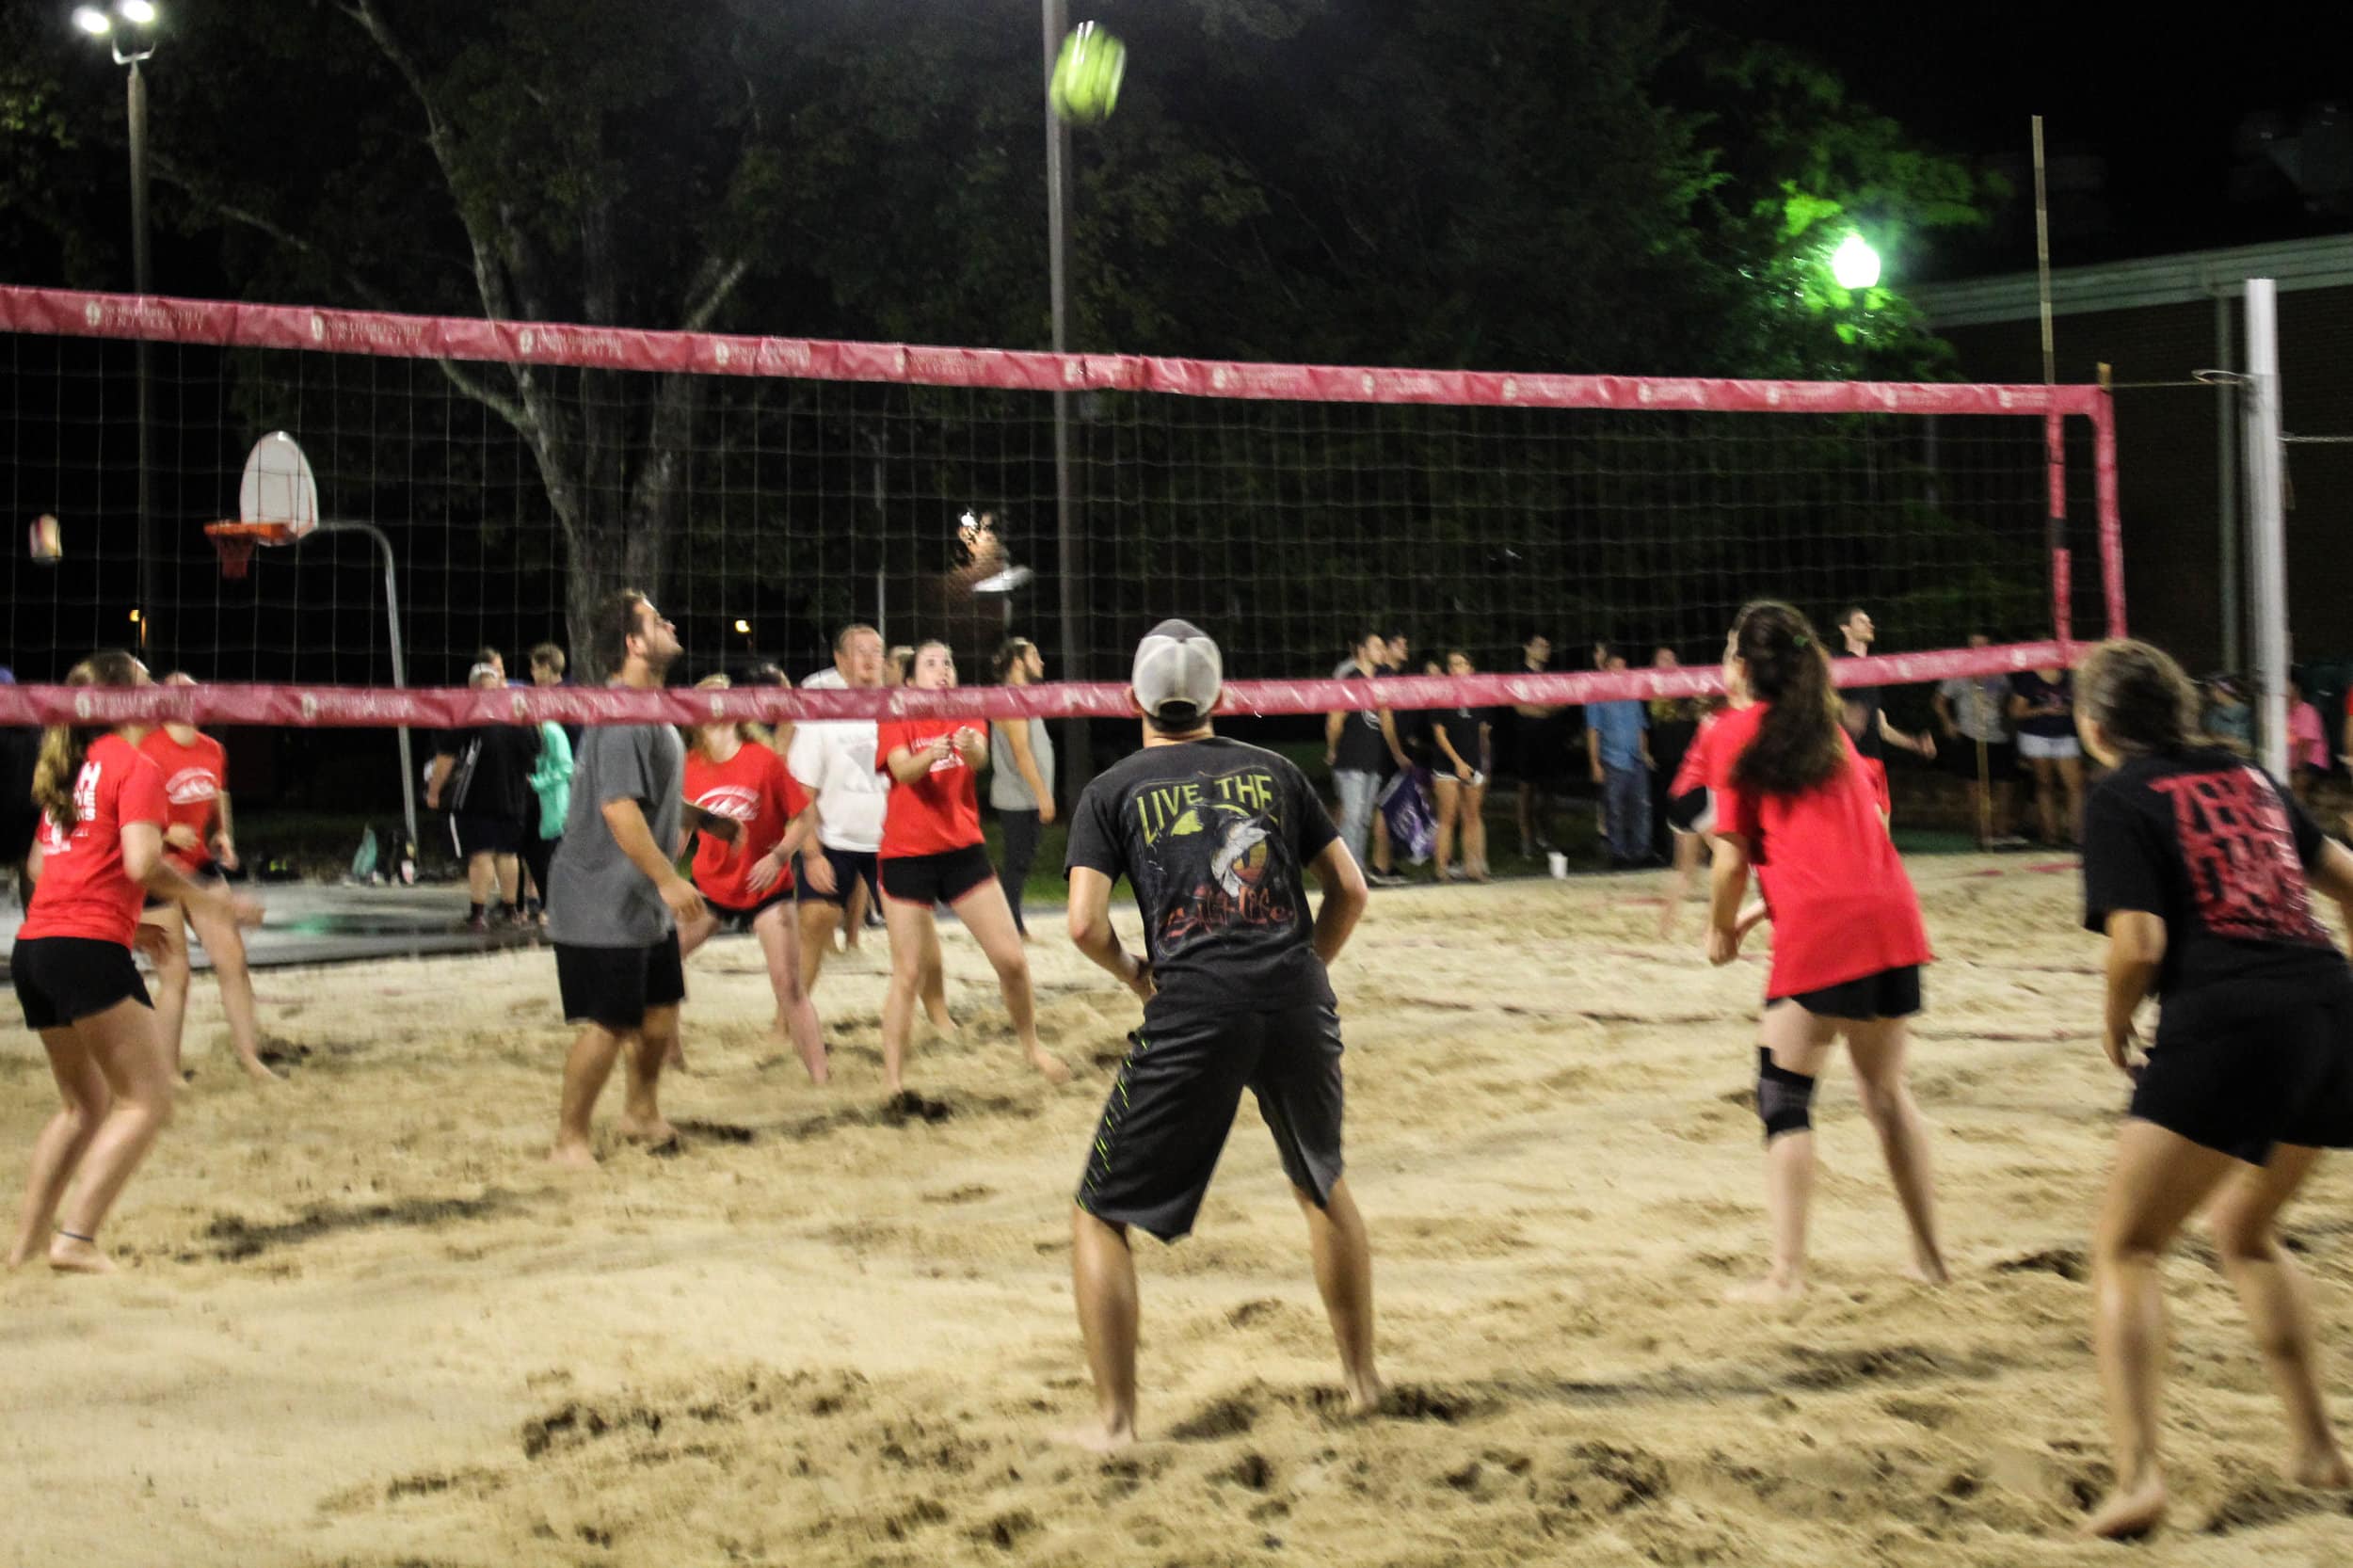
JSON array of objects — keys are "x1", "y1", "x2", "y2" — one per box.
[
  {"x1": 2011, "y1": 670, "x2": 2076, "y2": 739},
  {"x1": 435, "y1": 724, "x2": 539, "y2": 821},
  {"x1": 2082, "y1": 747, "x2": 2343, "y2": 999},
  {"x1": 1065, "y1": 736, "x2": 1340, "y2": 1018},
  {"x1": 1329, "y1": 664, "x2": 1390, "y2": 775}
]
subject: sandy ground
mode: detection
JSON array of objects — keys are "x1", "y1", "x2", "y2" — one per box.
[{"x1": 4, "y1": 856, "x2": 2352, "y2": 1568}]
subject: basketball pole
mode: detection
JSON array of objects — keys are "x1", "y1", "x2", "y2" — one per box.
[
  {"x1": 2244, "y1": 278, "x2": 2290, "y2": 782},
  {"x1": 316, "y1": 520, "x2": 419, "y2": 857}
]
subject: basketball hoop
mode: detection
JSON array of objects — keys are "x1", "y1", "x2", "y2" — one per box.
[{"x1": 205, "y1": 520, "x2": 296, "y2": 581}]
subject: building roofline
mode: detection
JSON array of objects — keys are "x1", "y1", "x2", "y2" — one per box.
[{"x1": 1910, "y1": 234, "x2": 2353, "y2": 326}]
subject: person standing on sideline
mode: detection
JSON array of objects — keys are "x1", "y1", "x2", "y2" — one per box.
[
  {"x1": 547, "y1": 592, "x2": 701, "y2": 1168},
  {"x1": 10, "y1": 651, "x2": 263, "y2": 1273},
  {"x1": 1062, "y1": 620, "x2": 1379, "y2": 1450},
  {"x1": 1510, "y1": 632, "x2": 1571, "y2": 859},
  {"x1": 1429, "y1": 650, "x2": 1492, "y2": 882},
  {"x1": 2071, "y1": 639, "x2": 2353, "y2": 1537},
  {"x1": 874, "y1": 642, "x2": 1071, "y2": 1096},
  {"x1": 2010, "y1": 664, "x2": 2086, "y2": 846},
  {"x1": 136, "y1": 673, "x2": 277, "y2": 1082},
  {"x1": 2287, "y1": 675, "x2": 2326, "y2": 801},
  {"x1": 1834, "y1": 608, "x2": 1937, "y2": 808},
  {"x1": 990, "y1": 637, "x2": 1057, "y2": 938},
  {"x1": 520, "y1": 645, "x2": 574, "y2": 924},
  {"x1": 789, "y1": 624, "x2": 901, "y2": 983},
  {"x1": 1324, "y1": 632, "x2": 1405, "y2": 884},
  {"x1": 1587, "y1": 651, "x2": 1654, "y2": 867},
  {"x1": 1708, "y1": 601, "x2": 1945, "y2": 1303},
  {"x1": 426, "y1": 659, "x2": 540, "y2": 931},
  {"x1": 1932, "y1": 632, "x2": 2021, "y2": 848}
]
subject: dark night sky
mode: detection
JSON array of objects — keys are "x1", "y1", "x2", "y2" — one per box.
[{"x1": 1687, "y1": 0, "x2": 2350, "y2": 275}]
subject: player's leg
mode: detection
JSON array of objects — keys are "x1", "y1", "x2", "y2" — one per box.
[
  {"x1": 467, "y1": 849, "x2": 495, "y2": 917},
  {"x1": 2207, "y1": 1145, "x2": 2352, "y2": 1489},
  {"x1": 797, "y1": 894, "x2": 840, "y2": 995},
  {"x1": 753, "y1": 901, "x2": 826, "y2": 1084},
  {"x1": 494, "y1": 851, "x2": 521, "y2": 915},
  {"x1": 1844, "y1": 1014, "x2": 1946, "y2": 1284},
  {"x1": 8, "y1": 1027, "x2": 111, "y2": 1270},
  {"x1": 998, "y1": 808, "x2": 1040, "y2": 938},
  {"x1": 183, "y1": 896, "x2": 279, "y2": 1083},
  {"x1": 1066, "y1": 1207, "x2": 1142, "y2": 1451},
  {"x1": 620, "y1": 1003, "x2": 680, "y2": 1145},
  {"x1": 49, "y1": 996, "x2": 177, "y2": 1273},
  {"x1": 843, "y1": 872, "x2": 871, "y2": 952},
  {"x1": 879, "y1": 894, "x2": 933, "y2": 1096},
  {"x1": 1729, "y1": 999, "x2": 1839, "y2": 1303},
  {"x1": 918, "y1": 906, "x2": 954, "y2": 1036},
  {"x1": 553, "y1": 1020, "x2": 627, "y2": 1167},
  {"x1": 140, "y1": 902, "x2": 192, "y2": 1076},
  {"x1": 2058, "y1": 754, "x2": 2087, "y2": 845},
  {"x1": 950, "y1": 873, "x2": 1070, "y2": 1084},
  {"x1": 1294, "y1": 1177, "x2": 1382, "y2": 1415},
  {"x1": 2084, "y1": 1119, "x2": 2240, "y2": 1537},
  {"x1": 2029, "y1": 755, "x2": 2060, "y2": 844}
]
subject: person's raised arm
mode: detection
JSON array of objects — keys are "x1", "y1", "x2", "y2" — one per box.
[
  {"x1": 1068, "y1": 865, "x2": 1155, "y2": 1003},
  {"x1": 602, "y1": 795, "x2": 705, "y2": 924},
  {"x1": 1306, "y1": 839, "x2": 1369, "y2": 965}
]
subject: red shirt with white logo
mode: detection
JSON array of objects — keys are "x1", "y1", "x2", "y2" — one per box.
[
  {"x1": 138, "y1": 727, "x2": 229, "y2": 874},
  {"x1": 683, "y1": 739, "x2": 805, "y2": 909},
  {"x1": 874, "y1": 719, "x2": 983, "y2": 858},
  {"x1": 1708, "y1": 701, "x2": 1930, "y2": 998},
  {"x1": 20, "y1": 734, "x2": 170, "y2": 948}
]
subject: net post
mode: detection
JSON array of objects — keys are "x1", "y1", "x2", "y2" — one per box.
[
  {"x1": 2244, "y1": 277, "x2": 2290, "y2": 782},
  {"x1": 2090, "y1": 389, "x2": 2125, "y2": 640}
]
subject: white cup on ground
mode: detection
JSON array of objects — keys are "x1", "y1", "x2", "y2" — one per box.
[{"x1": 1546, "y1": 851, "x2": 1568, "y2": 879}]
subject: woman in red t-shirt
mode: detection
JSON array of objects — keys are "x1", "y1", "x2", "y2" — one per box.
[
  {"x1": 1705, "y1": 601, "x2": 1945, "y2": 1303},
  {"x1": 137, "y1": 672, "x2": 277, "y2": 1084},
  {"x1": 676, "y1": 675, "x2": 826, "y2": 1083},
  {"x1": 8, "y1": 651, "x2": 262, "y2": 1275},
  {"x1": 874, "y1": 642, "x2": 1069, "y2": 1096}
]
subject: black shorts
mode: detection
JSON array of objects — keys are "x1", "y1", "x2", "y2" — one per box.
[
  {"x1": 1768, "y1": 965, "x2": 1923, "y2": 1021},
  {"x1": 553, "y1": 932, "x2": 686, "y2": 1032},
  {"x1": 1665, "y1": 787, "x2": 1713, "y2": 835},
  {"x1": 1076, "y1": 999, "x2": 1346, "y2": 1243},
  {"x1": 2133, "y1": 976, "x2": 2353, "y2": 1163},
  {"x1": 1941, "y1": 737, "x2": 2020, "y2": 780},
  {"x1": 794, "y1": 844, "x2": 881, "y2": 908},
  {"x1": 701, "y1": 888, "x2": 793, "y2": 932},
  {"x1": 12, "y1": 936, "x2": 152, "y2": 1031},
  {"x1": 452, "y1": 812, "x2": 524, "y2": 857},
  {"x1": 880, "y1": 843, "x2": 995, "y2": 907},
  {"x1": 144, "y1": 865, "x2": 223, "y2": 911}
]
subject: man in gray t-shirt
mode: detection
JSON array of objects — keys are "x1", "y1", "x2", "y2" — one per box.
[{"x1": 550, "y1": 590, "x2": 706, "y2": 1168}]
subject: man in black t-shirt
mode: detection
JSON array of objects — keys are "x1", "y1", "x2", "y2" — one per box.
[
  {"x1": 426, "y1": 661, "x2": 541, "y2": 930},
  {"x1": 1835, "y1": 608, "x2": 1936, "y2": 811},
  {"x1": 1062, "y1": 619, "x2": 1379, "y2": 1450}
]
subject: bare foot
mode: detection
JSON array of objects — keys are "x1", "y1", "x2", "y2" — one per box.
[
  {"x1": 803, "y1": 1047, "x2": 831, "y2": 1086},
  {"x1": 1055, "y1": 1419, "x2": 1138, "y2": 1454},
  {"x1": 2082, "y1": 1473, "x2": 2167, "y2": 1538},
  {"x1": 6, "y1": 1239, "x2": 37, "y2": 1270},
  {"x1": 616, "y1": 1115, "x2": 678, "y2": 1145},
  {"x1": 1725, "y1": 1274, "x2": 1805, "y2": 1304},
  {"x1": 1029, "y1": 1050, "x2": 1073, "y2": 1086},
  {"x1": 48, "y1": 1235, "x2": 118, "y2": 1274},
  {"x1": 665, "y1": 1044, "x2": 690, "y2": 1073},
  {"x1": 1343, "y1": 1373, "x2": 1385, "y2": 1419},
  {"x1": 547, "y1": 1141, "x2": 599, "y2": 1170},
  {"x1": 240, "y1": 1057, "x2": 284, "y2": 1085},
  {"x1": 2287, "y1": 1445, "x2": 2353, "y2": 1490},
  {"x1": 1907, "y1": 1254, "x2": 1951, "y2": 1287},
  {"x1": 923, "y1": 999, "x2": 957, "y2": 1036}
]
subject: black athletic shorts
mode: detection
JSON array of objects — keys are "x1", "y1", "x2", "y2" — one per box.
[
  {"x1": 452, "y1": 812, "x2": 524, "y2": 857},
  {"x1": 553, "y1": 931, "x2": 686, "y2": 1032},
  {"x1": 701, "y1": 888, "x2": 793, "y2": 932},
  {"x1": 1076, "y1": 998, "x2": 1346, "y2": 1243},
  {"x1": 144, "y1": 865, "x2": 222, "y2": 911},
  {"x1": 1768, "y1": 964, "x2": 1923, "y2": 1021},
  {"x1": 794, "y1": 844, "x2": 881, "y2": 909},
  {"x1": 880, "y1": 843, "x2": 995, "y2": 907},
  {"x1": 1941, "y1": 737, "x2": 2020, "y2": 781},
  {"x1": 1665, "y1": 787, "x2": 1713, "y2": 835},
  {"x1": 2132, "y1": 976, "x2": 2353, "y2": 1163},
  {"x1": 12, "y1": 936, "x2": 152, "y2": 1031}
]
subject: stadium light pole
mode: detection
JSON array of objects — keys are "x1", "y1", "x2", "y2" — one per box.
[
  {"x1": 73, "y1": 1, "x2": 161, "y2": 661},
  {"x1": 1041, "y1": 0, "x2": 1090, "y2": 797}
]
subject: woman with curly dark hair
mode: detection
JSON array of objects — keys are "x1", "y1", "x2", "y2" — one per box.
[{"x1": 1705, "y1": 601, "x2": 1944, "y2": 1304}]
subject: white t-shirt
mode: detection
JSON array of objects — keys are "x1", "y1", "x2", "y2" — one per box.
[{"x1": 786, "y1": 666, "x2": 888, "y2": 853}]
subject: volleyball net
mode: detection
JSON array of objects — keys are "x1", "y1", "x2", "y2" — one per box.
[{"x1": 0, "y1": 283, "x2": 2120, "y2": 728}]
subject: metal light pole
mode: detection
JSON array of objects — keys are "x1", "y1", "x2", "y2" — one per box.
[
  {"x1": 1041, "y1": 0, "x2": 1090, "y2": 797},
  {"x1": 75, "y1": 3, "x2": 161, "y2": 659}
]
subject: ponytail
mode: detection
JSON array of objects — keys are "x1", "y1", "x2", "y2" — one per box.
[
  {"x1": 31, "y1": 649, "x2": 146, "y2": 834},
  {"x1": 1728, "y1": 602, "x2": 1847, "y2": 796}
]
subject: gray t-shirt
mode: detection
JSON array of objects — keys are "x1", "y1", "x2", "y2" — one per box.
[
  {"x1": 988, "y1": 716, "x2": 1055, "y2": 810},
  {"x1": 547, "y1": 722, "x2": 685, "y2": 948}
]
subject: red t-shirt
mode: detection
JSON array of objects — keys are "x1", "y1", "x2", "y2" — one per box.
[
  {"x1": 1671, "y1": 710, "x2": 1729, "y2": 798},
  {"x1": 1708, "y1": 702, "x2": 1930, "y2": 998},
  {"x1": 139, "y1": 727, "x2": 229, "y2": 874},
  {"x1": 682, "y1": 740, "x2": 806, "y2": 910},
  {"x1": 20, "y1": 734, "x2": 169, "y2": 948},
  {"x1": 874, "y1": 719, "x2": 984, "y2": 858}
]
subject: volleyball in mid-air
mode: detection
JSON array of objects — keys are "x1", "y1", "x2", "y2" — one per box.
[{"x1": 1050, "y1": 23, "x2": 1126, "y2": 125}]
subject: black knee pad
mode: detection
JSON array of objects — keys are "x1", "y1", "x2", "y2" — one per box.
[{"x1": 1756, "y1": 1046, "x2": 1817, "y2": 1142}]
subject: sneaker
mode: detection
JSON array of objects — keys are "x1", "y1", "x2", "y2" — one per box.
[
  {"x1": 458, "y1": 913, "x2": 489, "y2": 934},
  {"x1": 1368, "y1": 870, "x2": 1411, "y2": 888}
]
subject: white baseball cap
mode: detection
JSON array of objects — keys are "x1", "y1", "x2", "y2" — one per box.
[{"x1": 1131, "y1": 618, "x2": 1222, "y2": 724}]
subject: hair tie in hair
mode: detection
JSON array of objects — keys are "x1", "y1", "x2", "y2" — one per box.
[{"x1": 1791, "y1": 633, "x2": 1810, "y2": 649}]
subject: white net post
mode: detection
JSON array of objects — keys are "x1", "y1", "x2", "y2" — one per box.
[{"x1": 2243, "y1": 278, "x2": 2290, "y2": 782}]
